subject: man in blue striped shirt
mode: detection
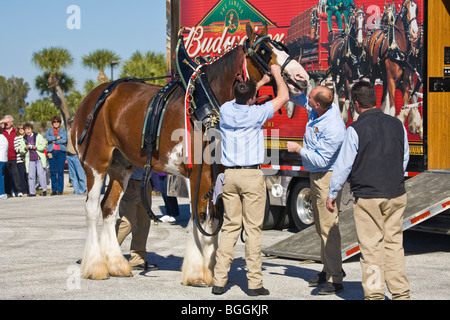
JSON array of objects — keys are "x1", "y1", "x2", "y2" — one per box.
[{"x1": 287, "y1": 85, "x2": 346, "y2": 295}]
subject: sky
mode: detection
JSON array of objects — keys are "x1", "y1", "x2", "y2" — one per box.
[{"x1": 0, "y1": 0, "x2": 167, "y2": 104}]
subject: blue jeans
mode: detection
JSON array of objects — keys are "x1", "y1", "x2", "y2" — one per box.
[
  {"x1": 67, "y1": 154, "x2": 87, "y2": 194},
  {"x1": 48, "y1": 150, "x2": 66, "y2": 193},
  {"x1": 0, "y1": 161, "x2": 6, "y2": 195}
]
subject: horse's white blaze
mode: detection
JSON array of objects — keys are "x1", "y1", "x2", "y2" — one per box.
[
  {"x1": 356, "y1": 14, "x2": 365, "y2": 45},
  {"x1": 408, "y1": 1, "x2": 419, "y2": 40},
  {"x1": 273, "y1": 47, "x2": 309, "y2": 94}
]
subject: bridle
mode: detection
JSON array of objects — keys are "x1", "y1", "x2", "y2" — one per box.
[{"x1": 243, "y1": 34, "x2": 293, "y2": 76}]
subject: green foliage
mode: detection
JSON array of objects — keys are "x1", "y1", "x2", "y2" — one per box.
[
  {"x1": 34, "y1": 72, "x2": 75, "y2": 96},
  {"x1": 83, "y1": 79, "x2": 99, "y2": 95},
  {"x1": 32, "y1": 47, "x2": 74, "y2": 73},
  {"x1": 23, "y1": 99, "x2": 59, "y2": 132},
  {"x1": 0, "y1": 75, "x2": 30, "y2": 120},
  {"x1": 120, "y1": 51, "x2": 166, "y2": 85},
  {"x1": 82, "y1": 49, "x2": 120, "y2": 83},
  {"x1": 20, "y1": 46, "x2": 166, "y2": 127},
  {"x1": 65, "y1": 90, "x2": 84, "y2": 118}
]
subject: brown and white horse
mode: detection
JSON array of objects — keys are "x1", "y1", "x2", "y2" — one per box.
[
  {"x1": 328, "y1": 6, "x2": 366, "y2": 123},
  {"x1": 364, "y1": 0, "x2": 419, "y2": 117},
  {"x1": 71, "y1": 23, "x2": 309, "y2": 286}
]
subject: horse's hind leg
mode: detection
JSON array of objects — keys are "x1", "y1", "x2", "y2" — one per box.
[{"x1": 81, "y1": 168, "x2": 109, "y2": 280}]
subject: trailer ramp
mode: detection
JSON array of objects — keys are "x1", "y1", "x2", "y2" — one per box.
[{"x1": 262, "y1": 172, "x2": 450, "y2": 261}]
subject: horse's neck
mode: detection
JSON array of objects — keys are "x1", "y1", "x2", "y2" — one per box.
[
  {"x1": 205, "y1": 47, "x2": 242, "y2": 104},
  {"x1": 392, "y1": 7, "x2": 411, "y2": 47},
  {"x1": 348, "y1": 26, "x2": 360, "y2": 55}
]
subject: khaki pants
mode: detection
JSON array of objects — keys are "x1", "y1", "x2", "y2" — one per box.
[
  {"x1": 310, "y1": 171, "x2": 343, "y2": 283},
  {"x1": 116, "y1": 179, "x2": 151, "y2": 266},
  {"x1": 353, "y1": 194, "x2": 410, "y2": 300},
  {"x1": 213, "y1": 169, "x2": 266, "y2": 290}
]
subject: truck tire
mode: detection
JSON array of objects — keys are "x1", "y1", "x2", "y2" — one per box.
[{"x1": 287, "y1": 180, "x2": 315, "y2": 231}]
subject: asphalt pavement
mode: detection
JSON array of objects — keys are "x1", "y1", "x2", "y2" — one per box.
[{"x1": 0, "y1": 173, "x2": 449, "y2": 305}]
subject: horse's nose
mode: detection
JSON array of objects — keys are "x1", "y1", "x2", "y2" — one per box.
[{"x1": 293, "y1": 69, "x2": 309, "y2": 82}]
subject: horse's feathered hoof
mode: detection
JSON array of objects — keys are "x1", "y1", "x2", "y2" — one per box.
[
  {"x1": 108, "y1": 266, "x2": 133, "y2": 277},
  {"x1": 107, "y1": 257, "x2": 133, "y2": 277},
  {"x1": 82, "y1": 260, "x2": 110, "y2": 280},
  {"x1": 190, "y1": 279, "x2": 209, "y2": 287}
]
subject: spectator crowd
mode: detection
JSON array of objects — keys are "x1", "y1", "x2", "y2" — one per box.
[{"x1": 0, "y1": 114, "x2": 87, "y2": 199}]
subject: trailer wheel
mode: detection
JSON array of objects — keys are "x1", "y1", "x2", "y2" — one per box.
[{"x1": 288, "y1": 181, "x2": 314, "y2": 231}]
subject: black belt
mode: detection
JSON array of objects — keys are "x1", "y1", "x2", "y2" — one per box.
[{"x1": 226, "y1": 165, "x2": 261, "y2": 170}]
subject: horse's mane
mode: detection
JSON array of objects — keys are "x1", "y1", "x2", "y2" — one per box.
[{"x1": 204, "y1": 46, "x2": 241, "y2": 84}]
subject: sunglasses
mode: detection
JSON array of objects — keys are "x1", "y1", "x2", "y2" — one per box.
[{"x1": 53, "y1": 121, "x2": 61, "y2": 123}]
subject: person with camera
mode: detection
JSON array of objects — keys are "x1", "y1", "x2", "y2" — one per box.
[{"x1": 1, "y1": 115, "x2": 24, "y2": 197}]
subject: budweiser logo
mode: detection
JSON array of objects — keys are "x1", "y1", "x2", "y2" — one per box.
[
  {"x1": 183, "y1": 26, "x2": 285, "y2": 58},
  {"x1": 182, "y1": 0, "x2": 285, "y2": 58}
]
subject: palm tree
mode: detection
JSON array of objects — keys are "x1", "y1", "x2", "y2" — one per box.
[
  {"x1": 82, "y1": 49, "x2": 120, "y2": 83},
  {"x1": 120, "y1": 51, "x2": 166, "y2": 85},
  {"x1": 24, "y1": 99, "x2": 60, "y2": 132},
  {"x1": 32, "y1": 47, "x2": 74, "y2": 127},
  {"x1": 83, "y1": 79, "x2": 100, "y2": 95},
  {"x1": 34, "y1": 71, "x2": 74, "y2": 96}
]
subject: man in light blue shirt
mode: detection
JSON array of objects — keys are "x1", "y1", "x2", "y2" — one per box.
[
  {"x1": 220, "y1": 95, "x2": 273, "y2": 167},
  {"x1": 213, "y1": 65, "x2": 289, "y2": 297},
  {"x1": 286, "y1": 86, "x2": 346, "y2": 295}
]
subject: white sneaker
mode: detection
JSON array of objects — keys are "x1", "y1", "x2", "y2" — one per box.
[
  {"x1": 159, "y1": 215, "x2": 171, "y2": 222},
  {"x1": 18, "y1": 192, "x2": 23, "y2": 197},
  {"x1": 159, "y1": 215, "x2": 177, "y2": 223},
  {"x1": 0, "y1": 194, "x2": 8, "y2": 200}
]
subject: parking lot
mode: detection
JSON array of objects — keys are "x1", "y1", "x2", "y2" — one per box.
[{"x1": 0, "y1": 178, "x2": 449, "y2": 306}]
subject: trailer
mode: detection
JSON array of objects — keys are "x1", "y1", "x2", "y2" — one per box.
[{"x1": 166, "y1": 0, "x2": 450, "y2": 257}]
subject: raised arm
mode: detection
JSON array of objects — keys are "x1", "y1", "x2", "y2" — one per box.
[{"x1": 270, "y1": 64, "x2": 289, "y2": 113}]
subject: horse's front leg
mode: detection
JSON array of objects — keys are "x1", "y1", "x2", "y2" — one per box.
[
  {"x1": 100, "y1": 179, "x2": 132, "y2": 277},
  {"x1": 81, "y1": 169, "x2": 109, "y2": 280},
  {"x1": 182, "y1": 219, "x2": 219, "y2": 287}
]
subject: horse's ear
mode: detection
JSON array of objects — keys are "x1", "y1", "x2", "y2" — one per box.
[
  {"x1": 246, "y1": 22, "x2": 255, "y2": 44},
  {"x1": 261, "y1": 22, "x2": 268, "y2": 36}
]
